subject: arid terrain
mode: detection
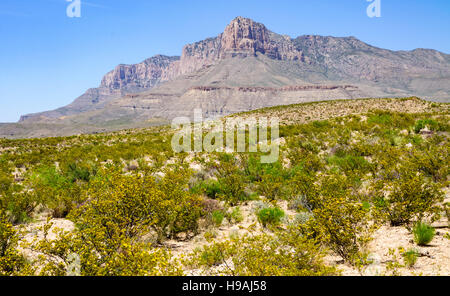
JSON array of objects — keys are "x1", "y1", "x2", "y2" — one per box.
[{"x1": 1, "y1": 97, "x2": 448, "y2": 276}]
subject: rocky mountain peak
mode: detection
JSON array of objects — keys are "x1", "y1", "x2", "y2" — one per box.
[{"x1": 219, "y1": 16, "x2": 271, "y2": 58}]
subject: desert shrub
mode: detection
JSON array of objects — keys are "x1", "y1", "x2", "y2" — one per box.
[
  {"x1": 192, "y1": 244, "x2": 227, "y2": 268},
  {"x1": 64, "y1": 162, "x2": 96, "y2": 182},
  {"x1": 31, "y1": 166, "x2": 84, "y2": 218},
  {"x1": 227, "y1": 207, "x2": 244, "y2": 224},
  {"x1": 203, "y1": 180, "x2": 223, "y2": 199},
  {"x1": 288, "y1": 147, "x2": 323, "y2": 173},
  {"x1": 214, "y1": 161, "x2": 247, "y2": 206},
  {"x1": 289, "y1": 171, "x2": 317, "y2": 210},
  {"x1": 244, "y1": 156, "x2": 286, "y2": 180},
  {"x1": 256, "y1": 173, "x2": 286, "y2": 201},
  {"x1": 244, "y1": 158, "x2": 290, "y2": 201},
  {"x1": 414, "y1": 119, "x2": 439, "y2": 134},
  {"x1": 372, "y1": 145, "x2": 404, "y2": 177},
  {"x1": 409, "y1": 144, "x2": 449, "y2": 182},
  {"x1": 211, "y1": 211, "x2": 225, "y2": 227},
  {"x1": 305, "y1": 175, "x2": 379, "y2": 264},
  {"x1": 3, "y1": 191, "x2": 39, "y2": 224},
  {"x1": 0, "y1": 210, "x2": 32, "y2": 275},
  {"x1": 374, "y1": 170, "x2": 444, "y2": 226},
  {"x1": 190, "y1": 179, "x2": 226, "y2": 201},
  {"x1": 0, "y1": 168, "x2": 13, "y2": 195},
  {"x1": 294, "y1": 212, "x2": 313, "y2": 225},
  {"x1": 152, "y1": 169, "x2": 204, "y2": 240},
  {"x1": 76, "y1": 167, "x2": 202, "y2": 243},
  {"x1": 413, "y1": 222, "x2": 435, "y2": 246},
  {"x1": 402, "y1": 249, "x2": 419, "y2": 268},
  {"x1": 327, "y1": 154, "x2": 370, "y2": 174},
  {"x1": 188, "y1": 229, "x2": 337, "y2": 276},
  {"x1": 368, "y1": 112, "x2": 392, "y2": 125},
  {"x1": 0, "y1": 166, "x2": 41, "y2": 224},
  {"x1": 35, "y1": 225, "x2": 182, "y2": 276},
  {"x1": 33, "y1": 169, "x2": 191, "y2": 275},
  {"x1": 243, "y1": 155, "x2": 265, "y2": 182},
  {"x1": 203, "y1": 230, "x2": 218, "y2": 241},
  {"x1": 256, "y1": 207, "x2": 285, "y2": 227}
]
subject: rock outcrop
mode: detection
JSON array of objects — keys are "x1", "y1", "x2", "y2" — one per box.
[
  {"x1": 178, "y1": 17, "x2": 306, "y2": 75},
  {"x1": 100, "y1": 55, "x2": 180, "y2": 91}
]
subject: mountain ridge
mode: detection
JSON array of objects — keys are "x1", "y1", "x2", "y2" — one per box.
[{"x1": 6, "y1": 16, "x2": 450, "y2": 138}]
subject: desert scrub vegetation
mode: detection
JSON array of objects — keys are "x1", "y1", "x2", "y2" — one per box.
[
  {"x1": 32, "y1": 167, "x2": 198, "y2": 275},
  {"x1": 300, "y1": 174, "x2": 380, "y2": 264},
  {"x1": 0, "y1": 210, "x2": 33, "y2": 275},
  {"x1": 187, "y1": 227, "x2": 338, "y2": 276},
  {"x1": 0, "y1": 97, "x2": 448, "y2": 275},
  {"x1": 373, "y1": 169, "x2": 444, "y2": 226},
  {"x1": 256, "y1": 206, "x2": 285, "y2": 228},
  {"x1": 412, "y1": 222, "x2": 436, "y2": 246},
  {"x1": 402, "y1": 248, "x2": 419, "y2": 268}
]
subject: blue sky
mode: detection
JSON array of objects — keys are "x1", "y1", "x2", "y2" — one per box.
[{"x1": 0, "y1": 0, "x2": 449, "y2": 122}]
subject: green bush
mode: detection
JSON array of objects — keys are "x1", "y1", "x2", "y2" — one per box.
[
  {"x1": 402, "y1": 249, "x2": 419, "y2": 268},
  {"x1": 228, "y1": 207, "x2": 244, "y2": 224},
  {"x1": 214, "y1": 161, "x2": 247, "y2": 206},
  {"x1": 76, "y1": 167, "x2": 202, "y2": 243},
  {"x1": 256, "y1": 207, "x2": 285, "y2": 227},
  {"x1": 204, "y1": 180, "x2": 223, "y2": 199},
  {"x1": 413, "y1": 222, "x2": 435, "y2": 246},
  {"x1": 368, "y1": 113, "x2": 392, "y2": 125},
  {"x1": 327, "y1": 154, "x2": 370, "y2": 174},
  {"x1": 0, "y1": 167, "x2": 41, "y2": 224},
  {"x1": 375, "y1": 170, "x2": 444, "y2": 226},
  {"x1": 31, "y1": 166, "x2": 84, "y2": 218},
  {"x1": 211, "y1": 210, "x2": 225, "y2": 227},
  {"x1": 3, "y1": 191, "x2": 39, "y2": 224},
  {"x1": 410, "y1": 144, "x2": 449, "y2": 182},
  {"x1": 306, "y1": 175, "x2": 379, "y2": 264},
  {"x1": 33, "y1": 169, "x2": 191, "y2": 275},
  {"x1": 256, "y1": 173, "x2": 286, "y2": 201},
  {"x1": 414, "y1": 119, "x2": 439, "y2": 134},
  {"x1": 193, "y1": 244, "x2": 227, "y2": 267}
]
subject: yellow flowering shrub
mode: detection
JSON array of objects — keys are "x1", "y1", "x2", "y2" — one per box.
[
  {"x1": 374, "y1": 169, "x2": 444, "y2": 226},
  {"x1": 304, "y1": 175, "x2": 379, "y2": 264},
  {"x1": 187, "y1": 227, "x2": 338, "y2": 276},
  {"x1": 33, "y1": 167, "x2": 203, "y2": 276},
  {"x1": 0, "y1": 210, "x2": 33, "y2": 275}
]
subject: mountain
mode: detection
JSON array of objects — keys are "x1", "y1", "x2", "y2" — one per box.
[{"x1": 4, "y1": 16, "x2": 450, "y2": 138}]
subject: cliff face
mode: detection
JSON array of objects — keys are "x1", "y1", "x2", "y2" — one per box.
[
  {"x1": 100, "y1": 55, "x2": 180, "y2": 91},
  {"x1": 178, "y1": 17, "x2": 305, "y2": 75},
  {"x1": 17, "y1": 16, "x2": 450, "y2": 125}
]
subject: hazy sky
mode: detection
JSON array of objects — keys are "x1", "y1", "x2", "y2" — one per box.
[{"x1": 0, "y1": 0, "x2": 449, "y2": 122}]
